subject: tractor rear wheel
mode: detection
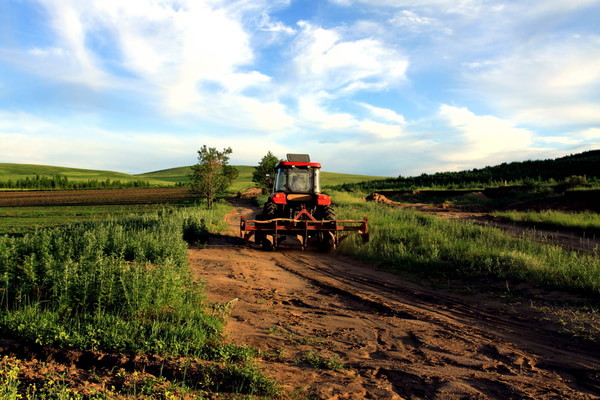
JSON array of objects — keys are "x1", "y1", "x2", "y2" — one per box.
[
  {"x1": 263, "y1": 201, "x2": 278, "y2": 219},
  {"x1": 320, "y1": 205, "x2": 335, "y2": 221}
]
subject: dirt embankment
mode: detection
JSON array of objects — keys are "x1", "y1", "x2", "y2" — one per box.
[{"x1": 187, "y1": 200, "x2": 600, "y2": 399}]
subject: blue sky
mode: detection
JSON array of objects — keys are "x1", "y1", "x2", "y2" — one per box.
[{"x1": 1, "y1": 0, "x2": 599, "y2": 176}]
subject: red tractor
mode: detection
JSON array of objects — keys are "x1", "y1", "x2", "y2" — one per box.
[
  {"x1": 240, "y1": 154, "x2": 368, "y2": 251},
  {"x1": 263, "y1": 154, "x2": 335, "y2": 221}
]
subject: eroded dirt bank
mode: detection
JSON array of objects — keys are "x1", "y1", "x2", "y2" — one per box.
[{"x1": 188, "y1": 201, "x2": 600, "y2": 399}]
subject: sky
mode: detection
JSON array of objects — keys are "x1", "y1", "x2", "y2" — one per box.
[{"x1": 1, "y1": 0, "x2": 599, "y2": 177}]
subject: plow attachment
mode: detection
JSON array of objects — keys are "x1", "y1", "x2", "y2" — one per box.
[{"x1": 240, "y1": 211, "x2": 369, "y2": 251}]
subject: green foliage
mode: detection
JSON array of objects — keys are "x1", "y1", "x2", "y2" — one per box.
[
  {"x1": 189, "y1": 146, "x2": 239, "y2": 208},
  {"x1": 0, "y1": 356, "x2": 20, "y2": 399},
  {"x1": 0, "y1": 208, "x2": 227, "y2": 355},
  {"x1": 182, "y1": 215, "x2": 210, "y2": 245},
  {"x1": 302, "y1": 351, "x2": 345, "y2": 371},
  {"x1": 1, "y1": 162, "x2": 389, "y2": 194},
  {"x1": 252, "y1": 151, "x2": 280, "y2": 192},
  {"x1": 333, "y1": 191, "x2": 600, "y2": 297},
  {"x1": 1, "y1": 353, "x2": 279, "y2": 399}
]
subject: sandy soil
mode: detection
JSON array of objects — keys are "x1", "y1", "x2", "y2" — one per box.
[{"x1": 187, "y1": 200, "x2": 600, "y2": 399}]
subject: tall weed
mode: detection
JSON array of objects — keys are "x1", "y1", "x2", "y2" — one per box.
[{"x1": 0, "y1": 206, "x2": 228, "y2": 355}]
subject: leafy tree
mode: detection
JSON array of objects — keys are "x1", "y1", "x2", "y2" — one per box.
[
  {"x1": 252, "y1": 151, "x2": 279, "y2": 193},
  {"x1": 189, "y1": 146, "x2": 239, "y2": 208}
]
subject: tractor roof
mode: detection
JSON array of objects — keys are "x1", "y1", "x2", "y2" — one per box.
[{"x1": 276, "y1": 161, "x2": 322, "y2": 168}]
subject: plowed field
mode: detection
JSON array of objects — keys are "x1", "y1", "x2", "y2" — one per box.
[{"x1": 0, "y1": 188, "x2": 194, "y2": 206}]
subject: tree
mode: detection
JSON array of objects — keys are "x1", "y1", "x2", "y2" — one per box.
[
  {"x1": 252, "y1": 151, "x2": 279, "y2": 193},
  {"x1": 189, "y1": 146, "x2": 239, "y2": 208}
]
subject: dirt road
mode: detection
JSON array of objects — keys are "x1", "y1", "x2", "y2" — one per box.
[{"x1": 188, "y1": 200, "x2": 600, "y2": 399}]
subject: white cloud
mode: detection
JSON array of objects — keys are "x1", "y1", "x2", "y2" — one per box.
[
  {"x1": 388, "y1": 10, "x2": 453, "y2": 35},
  {"x1": 581, "y1": 128, "x2": 600, "y2": 140},
  {"x1": 359, "y1": 103, "x2": 406, "y2": 124},
  {"x1": 464, "y1": 34, "x2": 600, "y2": 126},
  {"x1": 297, "y1": 93, "x2": 357, "y2": 130},
  {"x1": 17, "y1": 1, "x2": 293, "y2": 132},
  {"x1": 515, "y1": 104, "x2": 600, "y2": 127},
  {"x1": 439, "y1": 104, "x2": 535, "y2": 162},
  {"x1": 0, "y1": 109, "x2": 287, "y2": 173},
  {"x1": 357, "y1": 120, "x2": 403, "y2": 139},
  {"x1": 330, "y1": 0, "x2": 488, "y2": 16},
  {"x1": 291, "y1": 22, "x2": 408, "y2": 94}
]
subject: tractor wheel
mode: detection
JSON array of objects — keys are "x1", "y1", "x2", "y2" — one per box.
[
  {"x1": 317, "y1": 231, "x2": 335, "y2": 252},
  {"x1": 261, "y1": 236, "x2": 274, "y2": 251},
  {"x1": 322, "y1": 205, "x2": 336, "y2": 221},
  {"x1": 263, "y1": 201, "x2": 278, "y2": 220},
  {"x1": 254, "y1": 214, "x2": 265, "y2": 245}
]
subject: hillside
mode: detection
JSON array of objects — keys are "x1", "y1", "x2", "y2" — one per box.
[
  {"x1": 337, "y1": 149, "x2": 600, "y2": 191},
  {"x1": 0, "y1": 163, "x2": 388, "y2": 191},
  {"x1": 0, "y1": 163, "x2": 173, "y2": 188},
  {"x1": 139, "y1": 165, "x2": 389, "y2": 192}
]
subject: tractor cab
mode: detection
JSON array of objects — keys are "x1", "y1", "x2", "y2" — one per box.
[
  {"x1": 273, "y1": 158, "x2": 321, "y2": 194},
  {"x1": 265, "y1": 154, "x2": 332, "y2": 220}
]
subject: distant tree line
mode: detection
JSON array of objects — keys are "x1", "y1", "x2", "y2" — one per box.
[
  {"x1": 335, "y1": 150, "x2": 600, "y2": 191},
  {"x1": 0, "y1": 175, "x2": 152, "y2": 190}
]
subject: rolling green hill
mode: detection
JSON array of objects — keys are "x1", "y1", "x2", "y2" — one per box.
[
  {"x1": 139, "y1": 165, "x2": 389, "y2": 192},
  {"x1": 0, "y1": 163, "x2": 389, "y2": 191},
  {"x1": 0, "y1": 163, "x2": 172, "y2": 188}
]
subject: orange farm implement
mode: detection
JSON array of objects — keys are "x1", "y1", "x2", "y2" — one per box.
[{"x1": 240, "y1": 207, "x2": 369, "y2": 251}]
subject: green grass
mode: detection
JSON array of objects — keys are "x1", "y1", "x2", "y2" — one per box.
[
  {"x1": 0, "y1": 206, "x2": 227, "y2": 353},
  {"x1": 333, "y1": 191, "x2": 600, "y2": 298},
  {"x1": 135, "y1": 165, "x2": 193, "y2": 184},
  {"x1": 493, "y1": 210, "x2": 600, "y2": 236}
]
